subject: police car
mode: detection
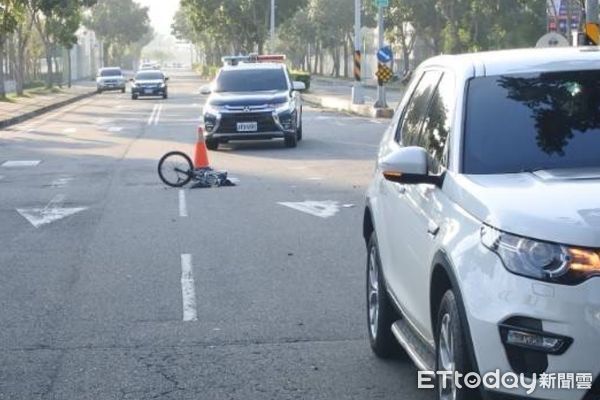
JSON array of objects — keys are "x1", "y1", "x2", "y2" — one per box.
[{"x1": 200, "y1": 55, "x2": 305, "y2": 150}]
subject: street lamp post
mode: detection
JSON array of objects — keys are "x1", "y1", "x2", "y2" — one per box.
[{"x1": 374, "y1": 5, "x2": 387, "y2": 108}]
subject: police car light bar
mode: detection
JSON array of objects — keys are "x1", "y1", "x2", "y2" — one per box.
[
  {"x1": 222, "y1": 54, "x2": 286, "y2": 66},
  {"x1": 257, "y1": 54, "x2": 286, "y2": 63}
]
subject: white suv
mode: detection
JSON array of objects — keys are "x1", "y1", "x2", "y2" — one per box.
[{"x1": 363, "y1": 47, "x2": 600, "y2": 400}]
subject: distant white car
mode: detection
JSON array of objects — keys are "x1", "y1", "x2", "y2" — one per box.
[
  {"x1": 364, "y1": 47, "x2": 600, "y2": 400},
  {"x1": 96, "y1": 67, "x2": 126, "y2": 93},
  {"x1": 139, "y1": 63, "x2": 159, "y2": 70}
]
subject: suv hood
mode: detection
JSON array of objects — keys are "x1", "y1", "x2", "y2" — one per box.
[
  {"x1": 98, "y1": 76, "x2": 123, "y2": 81},
  {"x1": 447, "y1": 168, "x2": 600, "y2": 248},
  {"x1": 209, "y1": 91, "x2": 288, "y2": 106}
]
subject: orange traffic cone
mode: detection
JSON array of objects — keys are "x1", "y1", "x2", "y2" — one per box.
[{"x1": 194, "y1": 126, "x2": 210, "y2": 169}]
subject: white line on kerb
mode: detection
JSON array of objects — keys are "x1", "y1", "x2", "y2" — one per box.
[
  {"x1": 180, "y1": 254, "x2": 198, "y2": 322},
  {"x1": 147, "y1": 104, "x2": 158, "y2": 125},
  {"x1": 178, "y1": 189, "x2": 188, "y2": 217}
]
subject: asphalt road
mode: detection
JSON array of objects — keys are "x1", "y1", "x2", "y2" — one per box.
[{"x1": 0, "y1": 71, "x2": 435, "y2": 400}]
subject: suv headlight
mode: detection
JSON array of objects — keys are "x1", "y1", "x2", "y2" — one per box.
[
  {"x1": 271, "y1": 101, "x2": 293, "y2": 114},
  {"x1": 481, "y1": 225, "x2": 600, "y2": 284},
  {"x1": 203, "y1": 103, "x2": 222, "y2": 116}
]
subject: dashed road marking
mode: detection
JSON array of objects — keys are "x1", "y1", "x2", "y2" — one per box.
[
  {"x1": 179, "y1": 189, "x2": 188, "y2": 217},
  {"x1": 180, "y1": 254, "x2": 198, "y2": 322},
  {"x1": 63, "y1": 128, "x2": 77, "y2": 134},
  {"x1": 1, "y1": 160, "x2": 41, "y2": 167},
  {"x1": 107, "y1": 126, "x2": 123, "y2": 132}
]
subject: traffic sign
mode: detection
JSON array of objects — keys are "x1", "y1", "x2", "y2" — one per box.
[
  {"x1": 374, "y1": 0, "x2": 388, "y2": 7},
  {"x1": 377, "y1": 46, "x2": 393, "y2": 63},
  {"x1": 375, "y1": 64, "x2": 393, "y2": 83}
]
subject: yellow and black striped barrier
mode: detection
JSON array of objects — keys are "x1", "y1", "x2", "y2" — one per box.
[{"x1": 354, "y1": 50, "x2": 361, "y2": 81}]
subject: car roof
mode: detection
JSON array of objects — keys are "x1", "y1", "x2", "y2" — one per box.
[
  {"x1": 422, "y1": 47, "x2": 600, "y2": 77},
  {"x1": 220, "y1": 63, "x2": 285, "y2": 72}
]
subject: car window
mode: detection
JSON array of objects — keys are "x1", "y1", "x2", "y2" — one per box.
[
  {"x1": 464, "y1": 70, "x2": 600, "y2": 174},
  {"x1": 420, "y1": 72, "x2": 455, "y2": 174},
  {"x1": 215, "y1": 68, "x2": 288, "y2": 92},
  {"x1": 395, "y1": 70, "x2": 443, "y2": 146},
  {"x1": 135, "y1": 72, "x2": 164, "y2": 80},
  {"x1": 100, "y1": 69, "x2": 121, "y2": 77}
]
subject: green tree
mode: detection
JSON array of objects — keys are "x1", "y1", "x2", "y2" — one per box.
[
  {"x1": 1, "y1": 0, "x2": 26, "y2": 98},
  {"x1": 85, "y1": 0, "x2": 151, "y2": 66}
]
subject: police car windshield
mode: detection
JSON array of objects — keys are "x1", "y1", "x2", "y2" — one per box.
[
  {"x1": 135, "y1": 72, "x2": 164, "y2": 80},
  {"x1": 215, "y1": 69, "x2": 288, "y2": 92}
]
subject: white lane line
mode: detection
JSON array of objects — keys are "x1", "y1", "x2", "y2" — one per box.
[
  {"x1": 107, "y1": 126, "x2": 123, "y2": 132},
  {"x1": 1, "y1": 160, "x2": 41, "y2": 167},
  {"x1": 178, "y1": 189, "x2": 188, "y2": 217},
  {"x1": 147, "y1": 104, "x2": 158, "y2": 125},
  {"x1": 63, "y1": 128, "x2": 77, "y2": 134},
  {"x1": 154, "y1": 104, "x2": 163, "y2": 125},
  {"x1": 180, "y1": 254, "x2": 198, "y2": 322}
]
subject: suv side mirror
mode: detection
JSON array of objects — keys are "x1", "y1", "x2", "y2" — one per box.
[
  {"x1": 380, "y1": 146, "x2": 441, "y2": 186},
  {"x1": 200, "y1": 85, "x2": 211, "y2": 95},
  {"x1": 292, "y1": 81, "x2": 306, "y2": 91}
]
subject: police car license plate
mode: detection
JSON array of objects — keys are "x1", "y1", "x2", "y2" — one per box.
[
  {"x1": 144, "y1": 89, "x2": 153, "y2": 94},
  {"x1": 237, "y1": 122, "x2": 257, "y2": 132}
]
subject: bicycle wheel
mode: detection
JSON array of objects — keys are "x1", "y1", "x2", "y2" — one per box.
[{"x1": 158, "y1": 151, "x2": 193, "y2": 187}]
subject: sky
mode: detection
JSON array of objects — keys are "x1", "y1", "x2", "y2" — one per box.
[{"x1": 135, "y1": 0, "x2": 181, "y2": 36}]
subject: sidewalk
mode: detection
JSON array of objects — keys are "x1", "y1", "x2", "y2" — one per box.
[
  {"x1": 0, "y1": 82, "x2": 97, "y2": 129},
  {"x1": 303, "y1": 76, "x2": 404, "y2": 119}
]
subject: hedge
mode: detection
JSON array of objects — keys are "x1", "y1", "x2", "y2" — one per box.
[{"x1": 290, "y1": 70, "x2": 310, "y2": 91}]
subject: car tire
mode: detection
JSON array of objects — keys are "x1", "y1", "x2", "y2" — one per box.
[
  {"x1": 284, "y1": 133, "x2": 297, "y2": 148},
  {"x1": 435, "y1": 290, "x2": 479, "y2": 400},
  {"x1": 132, "y1": 94, "x2": 138, "y2": 100},
  {"x1": 97, "y1": 88, "x2": 102, "y2": 94},
  {"x1": 121, "y1": 88, "x2": 125, "y2": 93},
  {"x1": 206, "y1": 138, "x2": 219, "y2": 151},
  {"x1": 296, "y1": 121, "x2": 303, "y2": 141},
  {"x1": 163, "y1": 92, "x2": 168, "y2": 99},
  {"x1": 366, "y1": 232, "x2": 401, "y2": 358}
]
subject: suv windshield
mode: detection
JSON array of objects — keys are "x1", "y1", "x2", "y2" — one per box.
[
  {"x1": 464, "y1": 70, "x2": 600, "y2": 174},
  {"x1": 100, "y1": 69, "x2": 121, "y2": 77},
  {"x1": 215, "y1": 68, "x2": 288, "y2": 92},
  {"x1": 135, "y1": 72, "x2": 164, "y2": 80}
]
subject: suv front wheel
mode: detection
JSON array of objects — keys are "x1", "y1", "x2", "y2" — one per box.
[
  {"x1": 435, "y1": 290, "x2": 479, "y2": 400},
  {"x1": 366, "y1": 232, "x2": 400, "y2": 358}
]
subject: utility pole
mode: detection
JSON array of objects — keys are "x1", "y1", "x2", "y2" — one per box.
[
  {"x1": 270, "y1": 0, "x2": 275, "y2": 52},
  {"x1": 374, "y1": 5, "x2": 387, "y2": 108},
  {"x1": 351, "y1": 0, "x2": 364, "y2": 104}
]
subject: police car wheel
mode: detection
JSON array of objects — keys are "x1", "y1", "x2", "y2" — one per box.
[
  {"x1": 296, "y1": 121, "x2": 303, "y2": 141},
  {"x1": 206, "y1": 139, "x2": 219, "y2": 151},
  {"x1": 284, "y1": 133, "x2": 297, "y2": 148}
]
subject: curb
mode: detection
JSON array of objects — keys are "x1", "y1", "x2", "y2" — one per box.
[
  {"x1": 0, "y1": 90, "x2": 97, "y2": 130},
  {"x1": 302, "y1": 93, "x2": 394, "y2": 119}
]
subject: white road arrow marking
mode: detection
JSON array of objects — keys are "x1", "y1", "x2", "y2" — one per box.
[
  {"x1": 17, "y1": 194, "x2": 88, "y2": 228},
  {"x1": 278, "y1": 200, "x2": 341, "y2": 219}
]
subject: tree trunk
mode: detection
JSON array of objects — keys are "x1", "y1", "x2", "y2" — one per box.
[
  {"x1": 54, "y1": 54, "x2": 61, "y2": 87},
  {"x1": 67, "y1": 49, "x2": 72, "y2": 88},
  {"x1": 45, "y1": 53, "x2": 53, "y2": 88},
  {"x1": 343, "y1": 39, "x2": 349, "y2": 78},
  {"x1": 0, "y1": 38, "x2": 6, "y2": 100}
]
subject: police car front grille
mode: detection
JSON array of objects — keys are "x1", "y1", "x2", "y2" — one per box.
[{"x1": 217, "y1": 112, "x2": 278, "y2": 133}]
